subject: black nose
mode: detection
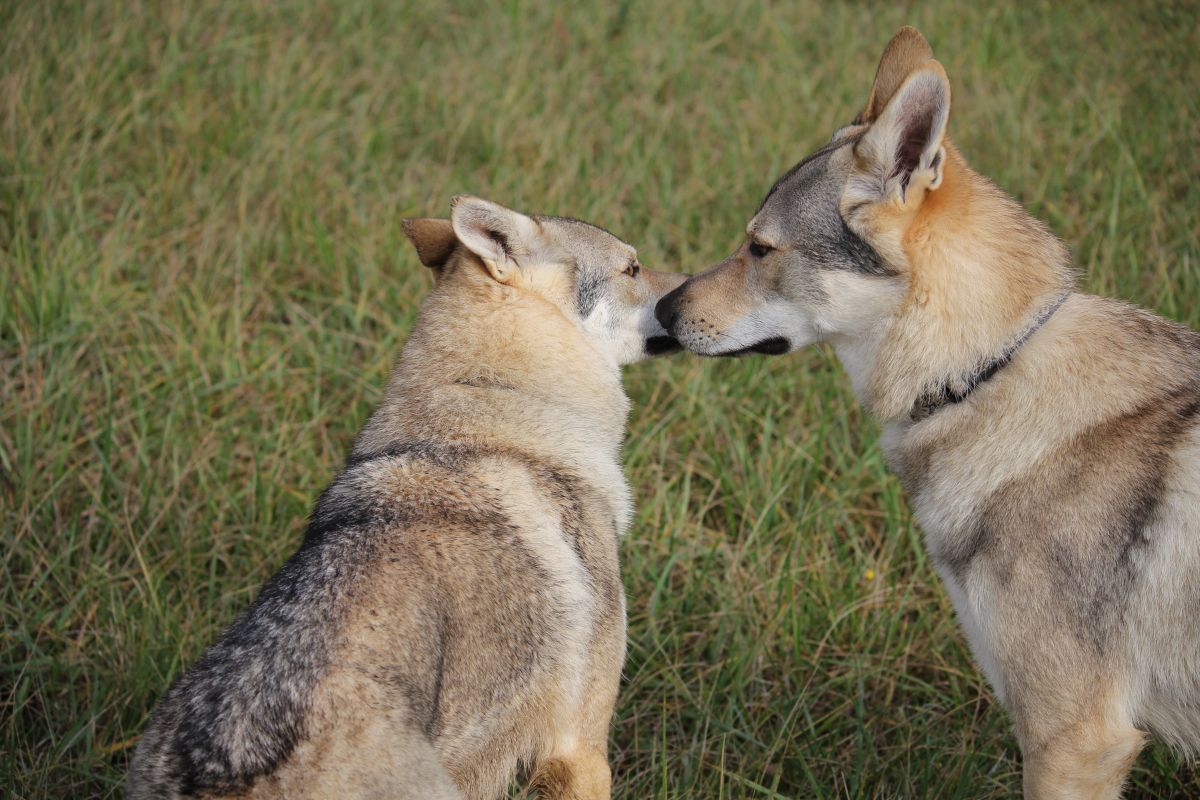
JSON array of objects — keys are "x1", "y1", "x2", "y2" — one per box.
[{"x1": 655, "y1": 285, "x2": 685, "y2": 332}]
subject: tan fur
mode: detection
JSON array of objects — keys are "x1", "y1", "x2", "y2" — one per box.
[
  {"x1": 660, "y1": 27, "x2": 1200, "y2": 798},
  {"x1": 861, "y1": 142, "x2": 1073, "y2": 419},
  {"x1": 848, "y1": 38, "x2": 1200, "y2": 797},
  {"x1": 285, "y1": 249, "x2": 637, "y2": 799},
  {"x1": 127, "y1": 197, "x2": 684, "y2": 800},
  {"x1": 529, "y1": 747, "x2": 613, "y2": 800},
  {"x1": 1020, "y1": 700, "x2": 1146, "y2": 800},
  {"x1": 861, "y1": 26, "x2": 934, "y2": 122},
  {"x1": 403, "y1": 217, "x2": 458, "y2": 269}
]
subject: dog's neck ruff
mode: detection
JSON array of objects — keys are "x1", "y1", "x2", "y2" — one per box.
[{"x1": 910, "y1": 290, "x2": 1071, "y2": 421}]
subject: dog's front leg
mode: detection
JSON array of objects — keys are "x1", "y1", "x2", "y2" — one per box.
[{"x1": 1019, "y1": 720, "x2": 1145, "y2": 800}]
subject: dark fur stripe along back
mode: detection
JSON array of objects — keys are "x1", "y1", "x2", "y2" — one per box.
[{"x1": 127, "y1": 442, "x2": 482, "y2": 797}]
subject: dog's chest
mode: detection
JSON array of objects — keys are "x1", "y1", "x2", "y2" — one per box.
[
  {"x1": 880, "y1": 421, "x2": 1018, "y2": 697},
  {"x1": 881, "y1": 422, "x2": 994, "y2": 552},
  {"x1": 903, "y1": 503, "x2": 1012, "y2": 703}
]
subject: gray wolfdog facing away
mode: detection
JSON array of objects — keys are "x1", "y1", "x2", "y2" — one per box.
[
  {"x1": 127, "y1": 196, "x2": 685, "y2": 799},
  {"x1": 657, "y1": 27, "x2": 1200, "y2": 800}
]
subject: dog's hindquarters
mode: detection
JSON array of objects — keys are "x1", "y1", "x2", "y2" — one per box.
[
  {"x1": 129, "y1": 443, "x2": 626, "y2": 800},
  {"x1": 339, "y1": 448, "x2": 626, "y2": 797},
  {"x1": 236, "y1": 667, "x2": 466, "y2": 800}
]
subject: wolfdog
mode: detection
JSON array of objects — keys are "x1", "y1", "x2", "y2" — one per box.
[
  {"x1": 127, "y1": 196, "x2": 684, "y2": 799},
  {"x1": 657, "y1": 27, "x2": 1200, "y2": 799}
]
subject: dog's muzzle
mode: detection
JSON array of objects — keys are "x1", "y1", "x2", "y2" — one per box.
[{"x1": 654, "y1": 285, "x2": 789, "y2": 357}]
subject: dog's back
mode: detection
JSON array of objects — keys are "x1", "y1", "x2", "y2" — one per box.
[
  {"x1": 129, "y1": 440, "x2": 625, "y2": 799},
  {"x1": 128, "y1": 197, "x2": 685, "y2": 799}
]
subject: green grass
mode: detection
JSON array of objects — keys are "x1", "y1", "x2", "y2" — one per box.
[{"x1": 3, "y1": 1, "x2": 1198, "y2": 797}]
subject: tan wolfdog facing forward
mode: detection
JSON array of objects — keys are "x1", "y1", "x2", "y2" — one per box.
[
  {"x1": 127, "y1": 196, "x2": 685, "y2": 800},
  {"x1": 657, "y1": 27, "x2": 1200, "y2": 799}
]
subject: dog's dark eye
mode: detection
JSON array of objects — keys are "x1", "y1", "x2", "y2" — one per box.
[
  {"x1": 748, "y1": 241, "x2": 773, "y2": 259},
  {"x1": 624, "y1": 260, "x2": 640, "y2": 278}
]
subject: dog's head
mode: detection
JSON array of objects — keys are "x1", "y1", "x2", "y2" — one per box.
[
  {"x1": 404, "y1": 196, "x2": 685, "y2": 366},
  {"x1": 657, "y1": 26, "x2": 950, "y2": 356}
]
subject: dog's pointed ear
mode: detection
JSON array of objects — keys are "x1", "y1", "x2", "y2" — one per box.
[
  {"x1": 862, "y1": 26, "x2": 934, "y2": 123},
  {"x1": 858, "y1": 62, "x2": 951, "y2": 204},
  {"x1": 450, "y1": 195, "x2": 540, "y2": 285},
  {"x1": 402, "y1": 218, "x2": 457, "y2": 271}
]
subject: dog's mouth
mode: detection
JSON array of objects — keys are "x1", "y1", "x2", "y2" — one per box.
[
  {"x1": 645, "y1": 335, "x2": 682, "y2": 356},
  {"x1": 717, "y1": 337, "x2": 791, "y2": 357}
]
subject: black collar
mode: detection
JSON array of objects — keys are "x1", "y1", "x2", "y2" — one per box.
[{"x1": 910, "y1": 291, "x2": 1071, "y2": 421}]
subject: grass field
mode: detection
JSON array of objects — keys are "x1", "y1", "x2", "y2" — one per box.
[{"x1": 3, "y1": 1, "x2": 1199, "y2": 797}]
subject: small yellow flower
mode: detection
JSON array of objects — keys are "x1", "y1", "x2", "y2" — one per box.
[{"x1": 864, "y1": 569, "x2": 876, "y2": 581}]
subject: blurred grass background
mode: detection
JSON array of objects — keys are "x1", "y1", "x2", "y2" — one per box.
[{"x1": 3, "y1": 1, "x2": 1198, "y2": 797}]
